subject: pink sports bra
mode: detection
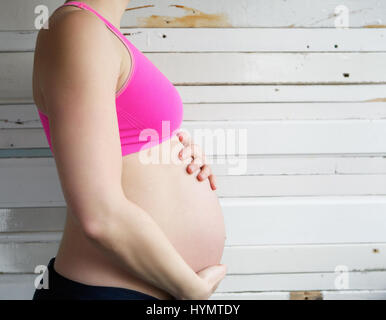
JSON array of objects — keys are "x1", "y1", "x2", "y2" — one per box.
[{"x1": 37, "y1": 1, "x2": 183, "y2": 156}]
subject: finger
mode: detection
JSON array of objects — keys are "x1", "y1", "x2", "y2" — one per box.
[
  {"x1": 179, "y1": 143, "x2": 204, "y2": 161},
  {"x1": 208, "y1": 174, "x2": 217, "y2": 190},
  {"x1": 187, "y1": 157, "x2": 204, "y2": 174},
  {"x1": 197, "y1": 164, "x2": 211, "y2": 181},
  {"x1": 176, "y1": 130, "x2": 192, "y2": 147},
  {"x1": 190, "y1": 144, "x2": 204, "y2": 160},
  {"x1": 179, "y1": 145, "x2": 192, "y2": 160}
]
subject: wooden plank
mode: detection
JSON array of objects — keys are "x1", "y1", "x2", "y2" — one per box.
[
  {"x1": 3, "y1": 102, "x2": 386, "y2": 130},
  {"x1": 0, "y1": 104, "x2": 41, "y2": 129},
  {"x1": 217, "y1": 271, "x2": 386, "y2": 292},
  {"x1": 123, "y1": 0, "x2": 386, "y2": 29},
  {"x1": 2, "y1": 119, "x2": 386, "y2": 154},
  {"x1": 0, "y1": 31, "x2": 37, "y2": 52},
  {"x1": 2, "y1": 153, "x2": 386, "y2": 175},
  {"x1": 2, "y1": 157, "x2": 386, "y2": 202},
  {"x1": 2, "y1": 148, "x2": 386, "y2": 175},
  {"x1": 177, "y1": 85, "x2": 386, "y2": 104},
  {"x1": 222, "y1": 244, "x2": 386, "y2": 275},
  {"x1": 3, "y1": 29, "x2": 386, "y2": 52},
  {"x1": 184, "y1": 120, "x2": 386, "y2": 155},
  {"x1": 122, "y1": 28, "x2": 386, "y2": 52},
  {"x1": 211, "y1": 292, "x2": 289, "y2": 300},
  {"x1": 323, "y1": 290, "x2": 386, "y2": 300},
  {"x1": 184, "y1": 102, "x2": 386, "y2": 121},
  {"x1": 0, "y1": 242, "x2": 59, "y2": 273},
  {"x1": 147, "y1": 52, "x2": 386, "y2": 85},
  {"x1": 0, "y1": 157, "x2": 64, "y2": 205},
  {"x1": 221, "y1": 197, "x2": 386, "y2": 245},
  {"x1": 217, "y1": 290, "x2": 386, "y2": 300},
  {"x1": 216, "y1": 156, "x2": 386, "y2": 175},
  {"x1": 0, "y1": 274, "x2": 36, "y2": 300},
  {"x1": 1, "y1": 85, "x2": 385, "y2": 105},
  {"x1": 0, "y1": 53, "x2": 33, "y2": 101},
  {"x1": 0, "y1": 207, "x2": 65, "y2": 232},
  {"x1": 2, "y1": 52, "x2": 386, "y2": 101},
  {"x1": 217, "y1": 174, "x2": 386, "y2": 197},
  {"x1": 1, "y1": 270, "x2": 385, "y2": 299},
  {"x1": 1, "y1": 0, "x2": 385, "y2": 30},
  {"x1": 290, "y1": 291, "x2": 323, "y2": 300},
  {"x1": 2, "y1": 197, "x2": 386, "y2": 245},
  {"x1": 0, "y1": 148, "x2": 51, "y2": 159},
  {"x1": 0, "y1": 128, "x2": 45, "y2": 148},
  {"x1": 1, "y1": 241, "x2": 385, "y2": 274}
]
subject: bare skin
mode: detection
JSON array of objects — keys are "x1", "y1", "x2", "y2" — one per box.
[{"x1": 33, "y1": 0, "x2": 226, "y2": 300}]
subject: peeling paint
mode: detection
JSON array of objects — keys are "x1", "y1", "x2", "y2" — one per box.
[
  {"x1": 365, "y1": 98, "x2": 386, "y2": 102},
  {"x1": 125, "y1": 5, "x2": 155, "y2": 11},
  {"x1": 0, "y1": 119, "x2": 36, "y2": 125},
  {"x1": 290, "y1": 291, "x2": 323, "y2": 300},
  {"x1": 122, "y1": 31, "x2": 142, "y2": 36},
  {"x1": 363, "y1": 24, "x2": 386, "y2": 28},
  {"x1": 309, "y1": 7, "x2": 372, "y2": 26},
  {"x1": 138, "y1": 5, "x2": 231, "y2": 28}
]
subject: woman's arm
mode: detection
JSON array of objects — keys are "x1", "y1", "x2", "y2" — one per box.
[{"x1": 36, "y1": 11, "x2": 225, "y2": 299}]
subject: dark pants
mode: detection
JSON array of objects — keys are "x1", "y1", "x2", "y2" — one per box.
[{"x1": 32, "y1": 257, "x2": 159, "y2": 300}]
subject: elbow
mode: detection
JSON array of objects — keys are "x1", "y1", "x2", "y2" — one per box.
[
  {"x1": 70, "y1": 197, "x2": 121, "y2": 243},
  {"x1": 81, "y1": 215, "x2": 108, "y2": 242}
]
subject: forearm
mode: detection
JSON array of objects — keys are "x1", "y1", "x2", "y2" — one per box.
[{"x1": 84, "y1": 196, "x2": 207, "y2": 299}]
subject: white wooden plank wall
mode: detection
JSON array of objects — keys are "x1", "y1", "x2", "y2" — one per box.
[{"x1": 0, "y1": 0, "x2": 386, "y2": 300}]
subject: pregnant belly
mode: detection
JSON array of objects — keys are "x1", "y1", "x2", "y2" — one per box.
[
  {"x1": 54, "y1": 135, "x2": 226, "y2": 299},
  {"x1": 121, "y1": 135, "x2": 226, "y2": 271}
]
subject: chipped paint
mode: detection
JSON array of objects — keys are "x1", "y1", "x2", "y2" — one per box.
[
  {"x1": 365, "y1": 98, "x2": 386, "y2": 102},
  {"x1": 122, "y1": 31, "x2": 142, "y2": 36},
  {"x1": 138, "y1": 5, "x2": 231, "y2": 28},
  {"x1": 309, "y1": 8, "x2": 372, "y2": 26},
  {"x1": 126, "y1": 5, "x2": 155, "y2": 11},
  {"x1": 364, "y1": 25, "x2": 386, "y2": 28},
  {"x1": 290, "y1": 291, "x2": 323, "y2": 300}
]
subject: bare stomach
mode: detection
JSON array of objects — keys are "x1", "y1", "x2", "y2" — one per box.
[{"x1": 54, "y1": 134, "x2": 226, "y2": 299}]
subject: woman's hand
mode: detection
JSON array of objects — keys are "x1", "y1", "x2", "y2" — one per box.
[
  {"x1": 176, "y1": 131, "x2": 217, "y2": 191},
  {"x1": 180, "y1": 264, "x2": 227, "y2": 300}
]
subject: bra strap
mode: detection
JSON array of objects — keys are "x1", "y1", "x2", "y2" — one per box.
[{"x1": 59, "y1": 1, "x2": 127, "y2": 44}]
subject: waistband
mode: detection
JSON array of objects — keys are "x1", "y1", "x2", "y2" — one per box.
[{"x1": 35, "y1": 257, "x2": 159, "y2": 300}]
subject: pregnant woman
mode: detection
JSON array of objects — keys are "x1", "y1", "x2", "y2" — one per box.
[{"x1": 32, "y1": 0, "x2": 226, "y2": 300}]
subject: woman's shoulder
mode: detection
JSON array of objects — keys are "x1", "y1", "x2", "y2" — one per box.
[
  {"x1": 36, "y1": 6, "x2": 111, "y2": 53},
  {"x1": 33, "y1": 6, "x2": 121, "y2": 107}
]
